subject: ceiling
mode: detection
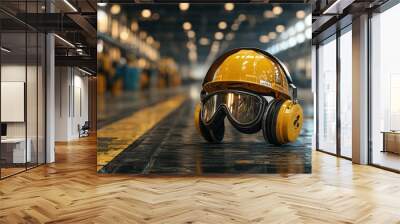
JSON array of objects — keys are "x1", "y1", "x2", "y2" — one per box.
[
  {"x1": 0, "y1": 0, "x2": 97, "y2": 72},
  {"x1": 104, "y1": 3, "x2": 310, "y2": 66}
]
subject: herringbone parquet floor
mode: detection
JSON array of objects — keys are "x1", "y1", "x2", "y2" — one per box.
[{"x1": 1, "y1": 136, "x2": 400, "y2": 223}]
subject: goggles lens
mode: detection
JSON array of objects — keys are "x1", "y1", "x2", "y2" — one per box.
[{"x1": 202, "y1": 92, "x2": 262, "y2": 124}]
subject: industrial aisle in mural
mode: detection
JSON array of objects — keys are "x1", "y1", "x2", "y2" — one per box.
[{"x1": 97, "y1": 3, "x2": 313, "y2": 174}]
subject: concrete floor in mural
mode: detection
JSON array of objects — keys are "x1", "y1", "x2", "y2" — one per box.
[{"x1": 97, "y1": 87, "x2": 312, "y2": 174}]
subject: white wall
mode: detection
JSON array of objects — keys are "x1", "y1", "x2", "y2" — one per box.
[{"x1": 54, "y1": 67, "x2": 89, "y2": 141}]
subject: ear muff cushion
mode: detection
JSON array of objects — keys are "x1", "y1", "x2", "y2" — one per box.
[
  {"x1": 270, "y1": 100, "x2": 285, "y2": 145},
  {"x1": 208, "y1": 119, "x2": 225, "y2": 143},
  {"x1": 262, "y1": 99, "x2": 284, "y2": 145},
  {"x1": 262, "y1": 99, "x2": 276, "y2": 144},
  {"x1": 195, "y1": 104, "x2": 225, "y2": 143}
]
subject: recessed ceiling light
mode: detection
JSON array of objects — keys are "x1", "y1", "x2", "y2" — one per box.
[
  {"x1": 1, "y1": 47, "x2": 11, "y2": 53},
  {"x1": 63, "y1": 0, "x2": 78, "y2": 12},
  {"x1": 97, "y1": 3, "x2": 107, "y2": 7},
  {"x1": 54, "y1": 34, "x2": 75, "y2": 48}
]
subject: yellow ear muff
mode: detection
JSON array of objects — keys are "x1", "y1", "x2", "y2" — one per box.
[{"x1": 275, "y1": 100, "x2": 303, "y2": 144}]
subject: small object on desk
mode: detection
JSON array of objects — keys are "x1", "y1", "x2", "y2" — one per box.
[
  {"x1": 381, "y1": 131, "x2": 400, "y2": 154},
  {"x1": 0, "y1": 138, "x2": 32, "y2": 164}
]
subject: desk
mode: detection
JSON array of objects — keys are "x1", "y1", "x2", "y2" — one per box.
[
  {"x1": 382, "y1": 131, "x2": 400, "y2": 154},
  {"x1": 1, "y1": 138, "x2": 31, "y2": 163}
]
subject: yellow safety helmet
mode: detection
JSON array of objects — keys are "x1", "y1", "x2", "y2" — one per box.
[
  {"x1": 202, "y1": 48, "x2": 294, "y2": 100},
  {"x1": 195, "y1": 48, "x2": 303, "y2": 145}
]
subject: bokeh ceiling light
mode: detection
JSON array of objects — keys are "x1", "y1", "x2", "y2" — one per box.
[
  {"x1": 296, "y1": 10, "x2": 305, "y2": 19},
  {"x1": 131, "y1": 21, "x2": 139, "y2": 32},
  {"x1": 218, "y1": 21, "x2": 227, "y2": 30},
  {"x1": 264, "y1": 10, "x2": 274, "y2": 18},
  {"x1": 152, "y1": 13, "x2": 160, "y2": 20},
  {"x1": 187, "y1": 30, "x2": 195, "y2": 38},
  {"x1": 146, "y1": 36, "x2": 154, "y2": 45},
  {"x1": 214, "y1": 32, "x2": 224, "y2": 40},
  {"x1": 268, "y1": 31, "x2": 277, "y2": 39},
  {"x1": 238, "y1": 14, "x2": 247, "y2": 22},
  {"x1": 272, "y1": 6, "x2": 283, "y2": 15},
  {"x1": 305, "y1": 14, "x2": 312, "y2": 26},
  {"x1": 276, "y1": 25, "x2": 285, "y2": 33},
  {"x1": 224, "y1": 3, "x2": 234, "y2": 11},
  {"x1": 139, "y1": 31, "x2": 147, "y2": 39},
  {"x1": 199, "y1": 37, "x2": 210, "y2": 46},
  {"x1": 226, "y1": 32, "x2": 235, "y2": 41},
  {"x1": 259, "y1": 35, "x2": 269, "y2": 43},
  {"x1": 296, "y1": 33, "x2": 305, "y2": 43},
  {"x1": 97, "y1": 3, "x2": 107, "y2": 7},
  {"x1": 120, "y1": 30, "x2": 129, "y2": 41},
  {"x1": 231, "y1": 23, "x2": 239, "y2": 31},
  {"x1": 183, "y1": 22, "x2": 192, "y2": 30},
  {"x1": 295, "y1": 21, "x2": 305, "y2": 32},
  {"x1": 305, "y1": 27, "x2": 312, "y2": 39},
  {"x1": 187, "y1": 41, "x2": 196, "y2": 50},
  {"x1": 141, "y1": 9, "x2": 152, "y2": 18},
  {"x1": 179, "y1": 3, "x2": 190, "y2": 11},
  {"x1": 110, "y1": 4, "x2": 120, "y2": 14}
]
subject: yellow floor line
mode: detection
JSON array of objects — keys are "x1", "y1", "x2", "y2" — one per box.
[{"x1": 97, "y1": 95, "x2": 187, "y2": 171}]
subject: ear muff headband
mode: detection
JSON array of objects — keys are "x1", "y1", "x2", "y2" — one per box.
[{"x1": 202, "y1": 48, "x2": 295, "y2": 91}]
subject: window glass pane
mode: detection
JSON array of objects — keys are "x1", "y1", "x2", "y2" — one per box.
[
  {"x1": 38, "y1": 33, "x2": 45, "y2": 165},
  {"x1": 27, "y1": 30, "x2": 38, "y2": 169},
  {"x1": 371, "y1": 3, "x2": 400, "y2": 171},
  {"x1": 1, "y1": 29, "x2": 27, "y2": 177},
  {"x1": 340, "y1": 29, "x2": 352, "y2": 158},
  {"x1": 317, "y1": 37, "x2": 337, "y2": 154}
]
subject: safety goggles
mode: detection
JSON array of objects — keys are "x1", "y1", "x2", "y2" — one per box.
[{"x1": 200, "y1": 90, "x2": 267, "y2": 130}]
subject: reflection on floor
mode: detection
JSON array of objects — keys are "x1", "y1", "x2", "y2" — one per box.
[
  {"x1": 373, "y1": 150, "x2": 400, "y2": 171},
  {"x1": 1, "y1": 136, "x2": 400, "y2": 223},
  {"x1": 0, "y1": 163, "x2": 43, "y2": 179},
  {"x1": 98, "y1": 87, "x2": 312, "y2": 174}
]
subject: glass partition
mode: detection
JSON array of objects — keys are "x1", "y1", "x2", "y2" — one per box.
[
  {"x1": 1, "y1": 31, "x2": 28, "y2": 177},
  {"x1": 0, "y1": 1, "x2": 46, "y2": 179},
  {"x1": 317, "y1": 36, "x2": 337, "y2": 154},
  {"x1": 371, "y1": 3, "x2": 400, "y2": 171},
  {"x1": 339, "y1": 28, "x2": 352, "y2": 158}
]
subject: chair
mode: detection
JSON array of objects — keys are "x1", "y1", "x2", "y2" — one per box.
[{"x1": 78, "y1": 121, "x2": 90, "y2": 138}]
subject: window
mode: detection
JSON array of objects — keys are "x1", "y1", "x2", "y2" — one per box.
[
  {"x1": 339, "y1": 28, "x2": 352, "y2": 158},
  {"x1": 317, "y1": 36, "x2": 337, "y2": 154},
  {"x1": 370, "y1": 3, "x2": 400, "y2": 171}
]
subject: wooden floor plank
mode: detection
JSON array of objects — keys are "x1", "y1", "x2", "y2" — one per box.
[{"x1": 0, "y1": 136, "x2": 400, "y2": 223}]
